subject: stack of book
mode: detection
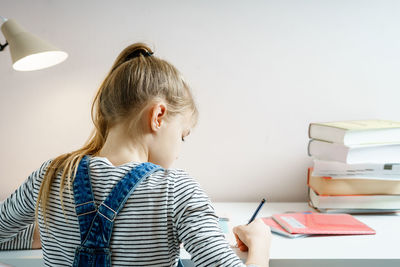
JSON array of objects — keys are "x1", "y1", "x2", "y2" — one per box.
[{"x1": 307, "y1": 119, "x2": 400, "y2": 213}]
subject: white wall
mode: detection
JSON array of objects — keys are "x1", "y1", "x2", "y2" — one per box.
[{"x1": 1, "y1": 0, "x2": 400, "y2": 202}]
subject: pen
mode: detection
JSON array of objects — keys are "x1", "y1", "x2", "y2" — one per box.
[
  {"x1": 235, "y1": 198, "x2": 267, "y2": 252},
  {"x1": 247, "y1": 198, "x2": 266, "y2": 225}
]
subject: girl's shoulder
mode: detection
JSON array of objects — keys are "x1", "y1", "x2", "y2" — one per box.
[
  {"x1": 33, "y1": 158, "x2": 54, "y2": 180},
  {"x1": 163, "y1": 168, "x2": 205, "y2": 193},
  {"x1": 163, "y1": 167, "x2": 197, "y2": 183}
]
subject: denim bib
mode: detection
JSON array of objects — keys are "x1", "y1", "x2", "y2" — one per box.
[{"x1": 72, "y1": 155, "x2": 163, "y2": 267}]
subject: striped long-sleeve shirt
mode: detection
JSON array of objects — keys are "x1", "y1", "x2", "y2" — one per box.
[{"x1": 0, "y1": 156, "x2": 247, "y2": 266}]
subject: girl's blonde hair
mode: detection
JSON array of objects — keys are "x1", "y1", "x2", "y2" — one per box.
[{"x1": 36, "y1": 43, "x2": 198, "y2": 223}]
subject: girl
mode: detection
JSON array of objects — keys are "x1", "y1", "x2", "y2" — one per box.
[{"x1": 0, "y1": 43, "x2": 271, "y2": 266}]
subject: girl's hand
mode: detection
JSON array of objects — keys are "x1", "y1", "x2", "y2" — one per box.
[
  {"x1": 233, "y1": 218, "x2": 271, "y2": 267},
  {"x1": 32, "y1": 223, "x2": 41, "y2": 249}
]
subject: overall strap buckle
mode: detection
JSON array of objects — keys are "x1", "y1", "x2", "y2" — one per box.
[
  {"x1": 98, "y1": 202, "x2": 117, "y2": 222},
  {"x1": 75, "y1": 201, "x2": 97, "y2": 217}
]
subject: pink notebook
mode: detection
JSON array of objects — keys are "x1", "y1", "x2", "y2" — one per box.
[{"x1": 272, "y1": 212, "x2": 376, "y2": 235}]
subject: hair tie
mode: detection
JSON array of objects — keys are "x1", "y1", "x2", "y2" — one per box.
[{"x1": 126, "y1": 49, "x2": 153, "y2": 61}]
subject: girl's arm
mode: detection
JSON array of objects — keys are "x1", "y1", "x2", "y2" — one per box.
[
  {"x1": 0, "y1": 223, "x2": 36, "y2": 250},
  {"x1": 173, "y1": 172, "x2": 270, "y2": 267},
  {"x1": 0, "y1": 161, "x2": 49, "y2": 250}
]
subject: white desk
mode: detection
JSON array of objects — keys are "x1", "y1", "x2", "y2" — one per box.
[
  {"x1": 1, "y1": 202, "x2": 399, "y2": 267},
  {"x1": 213, "y1": 202, "x2": 400, "y2": 267}
]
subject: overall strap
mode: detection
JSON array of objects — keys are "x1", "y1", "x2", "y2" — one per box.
[
  {"x1": 81, "y1": 161, "x2": 163, "y2": 247},
  {"x1": 73, "y1": 155, "x2": 97, "y2": 242},
  {"x1": 98, "y1": 162, "x2": 162, "y2": 222}
]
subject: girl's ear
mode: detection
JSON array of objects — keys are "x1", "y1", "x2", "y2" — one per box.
[{"x1": 150, "y1": 102, "x2": 167, "y2": 132}]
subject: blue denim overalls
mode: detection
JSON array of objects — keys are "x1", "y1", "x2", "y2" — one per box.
[{"x1": 72, "y1": 155, "x2": 185, "y2": 267}]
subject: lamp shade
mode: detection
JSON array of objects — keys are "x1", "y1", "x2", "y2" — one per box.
[{"x1": 1, "y1": 19, "x2": 67, "y2": 71}]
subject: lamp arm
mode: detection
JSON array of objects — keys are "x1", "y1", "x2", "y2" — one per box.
[
  {"x1": 0, "y1": 15, "x2": 8, "y2": 51},
  {"x1": 0, "y1": 41, "x2": 8, "y2": 51}
]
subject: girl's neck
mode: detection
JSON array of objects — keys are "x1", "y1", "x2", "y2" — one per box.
[{"x1": 95, "y1": 125, "x2": 149, "y2": 167}]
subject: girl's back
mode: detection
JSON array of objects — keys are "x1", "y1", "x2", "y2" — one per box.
[{"x1": 29, "y1": 157, "x2": 242, "y2": 266}]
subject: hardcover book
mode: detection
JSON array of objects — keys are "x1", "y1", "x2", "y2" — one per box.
[
  {"x1": 307, "y1": 168, "x2": 400, "y2": 195},
  {"x1": 309, "y1": 187, "x2": 400, "y2": 210},
  {"x1": 308, "y1": 139, "x2": 400, "y2": 164},
  {"x1": 312, "y1": 160, "x2": 400, "y2": 180},
  {"x1": 309, "y1": 120, "x2": 400, "y2": 146}
]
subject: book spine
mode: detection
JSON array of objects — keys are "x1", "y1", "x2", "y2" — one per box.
[{"x1": 307, "y1": 139, "x2": 312, "y2": 157}]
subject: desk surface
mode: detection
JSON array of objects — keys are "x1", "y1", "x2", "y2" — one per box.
[
  {"x1": 213, "y1": 202, "x2": 400, "y2": 260},
  {"x1": 1, "y1": 202, "x2": 399, "y2": 266}
]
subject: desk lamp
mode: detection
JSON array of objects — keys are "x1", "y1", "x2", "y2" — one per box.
[{"x1": 0, "y1": 16, "x2": 68, "y2": 71}]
